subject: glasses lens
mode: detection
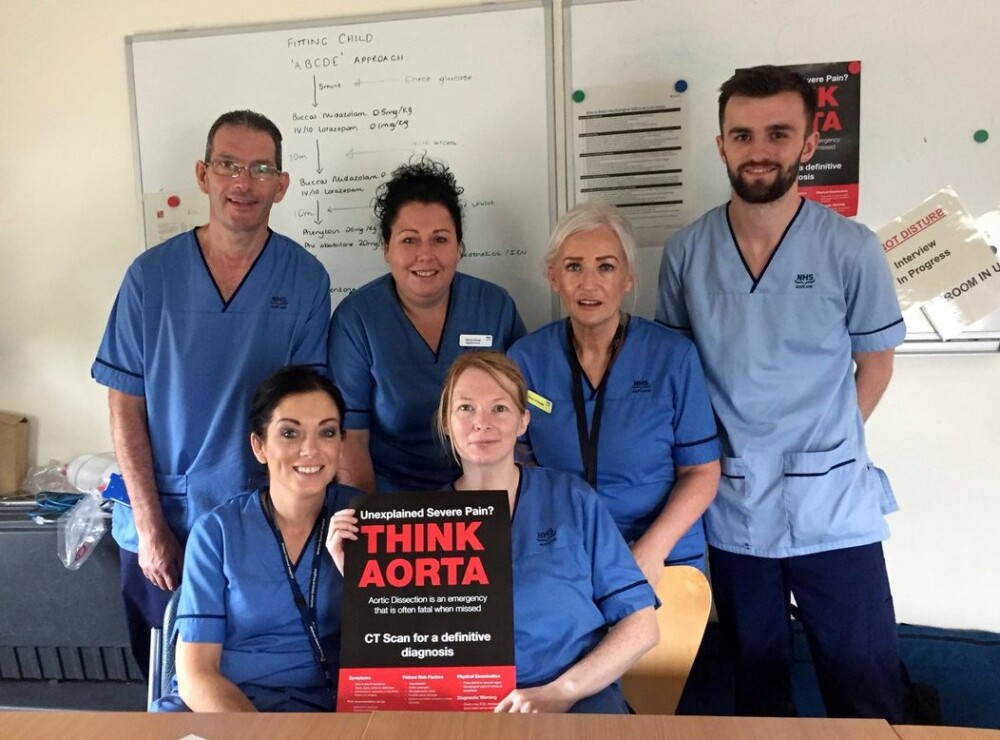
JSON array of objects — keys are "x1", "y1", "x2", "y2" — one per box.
[
  {"x1": 210, "y1": 160, "x2": 241, "y2": 177},
  {"x1": 208, "y1": 160, "x2": 277, "y2": 180},
  {"x1": 249, "y1": 164, "x2": 278, "y2": 180}
]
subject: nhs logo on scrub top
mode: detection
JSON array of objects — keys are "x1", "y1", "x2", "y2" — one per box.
[
  {"x1": 536, "y1": 527, "x2": 557, "y2": 545},
  {"x1": 795, "y1": 273, "x2": 815, "y2": 289},
  {"x1": 270, "y1": 295, "x2": 289, "y2": 309}
]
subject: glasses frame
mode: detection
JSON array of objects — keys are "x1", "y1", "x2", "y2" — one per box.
[{"x1": 204, "y1": 158, "x2": 281, "y2": 181}]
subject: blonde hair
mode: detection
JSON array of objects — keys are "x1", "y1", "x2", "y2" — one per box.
[
  {"x1": 435, "y1": 352, "x2": 528, "y2": 464},
  {"x1": 543, "y1": 202, "x2": 639, "y2": 287}
]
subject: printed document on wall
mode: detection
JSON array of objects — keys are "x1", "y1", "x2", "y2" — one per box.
[
  {"x1": 920, "y1": 207, "x2": 1000, "y2": 338},
  {"x1": 571, "y1": 84, "x2": 690, "y2": 248},
  {"x1": 877, "y1": 188, "x2": 1000, "y2": 338}
]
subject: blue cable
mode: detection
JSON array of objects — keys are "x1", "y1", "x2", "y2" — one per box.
[{"x1": 25, "y1": 491, "x2": 86, "y2": 521}]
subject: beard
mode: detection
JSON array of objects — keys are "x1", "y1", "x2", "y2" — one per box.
[{"x1": 727, "y1": 158, "x2": 801, "y2": 204}]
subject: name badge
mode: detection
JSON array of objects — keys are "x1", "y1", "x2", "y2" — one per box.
[
  {"x1": 527, "y1": 390, "x2": 552, "y2": 414},
  {"x1": 459, "y1": 334, "x2": 494, "y2": 348}
]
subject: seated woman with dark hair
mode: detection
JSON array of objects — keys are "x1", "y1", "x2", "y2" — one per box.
[
  {"x1": 329, "y1": 352, "x2": 658, "y2": 714},
  {"x1": 152, "y1": 366, "x2": 359, "y2": 712}
]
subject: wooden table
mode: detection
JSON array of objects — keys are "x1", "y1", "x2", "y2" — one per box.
[
  {"x1": 362, "y1": 712, "x2": 900, "y2": 740},
  {"x1": 6, "y1": 711, "x2": 995, "y2": 740},
  {"x1": 0, "y1": 710, "x2": 372, "y2": 740},
  {"x1": 893, "y1": 726, "x2": 1000, "y2": 740}
]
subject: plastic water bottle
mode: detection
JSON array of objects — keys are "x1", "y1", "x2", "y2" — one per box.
[{"x1": 66, "y1": 453, "x2": 120, "y2": 494}]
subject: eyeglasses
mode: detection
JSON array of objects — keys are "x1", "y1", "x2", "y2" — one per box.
[{"x1": 205, "y1": 159, "x2": 281, "y2": 181}]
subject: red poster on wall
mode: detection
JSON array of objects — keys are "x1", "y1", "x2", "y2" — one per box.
[
  {"x1": 775, "y1": 60, "x2": 862, "y2": 217},
  {"x1": 336, "y1": 490, "x2": 515, "y2": 712}
]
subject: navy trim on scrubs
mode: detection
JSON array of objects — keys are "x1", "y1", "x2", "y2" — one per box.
[
  {"x1": 726, "y1": 197, "x2": 806, "y2": 293},
  {"x1": 195, "y1": 228, "x2": 274, "y2": 312}
]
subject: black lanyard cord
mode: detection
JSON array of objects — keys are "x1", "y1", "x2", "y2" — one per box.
[
  {"x1": 260, "y1": 489, "x2": 333, "y2": 690},
  {"x1": 565, "y1": 316, "x2": 628, "y2": 487}
]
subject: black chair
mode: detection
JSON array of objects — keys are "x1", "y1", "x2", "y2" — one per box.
[{"x1": 147, "y1": 589, "x2": 182, "y2": 710}]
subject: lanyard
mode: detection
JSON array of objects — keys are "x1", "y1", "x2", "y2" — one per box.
[
  {"x1": 260, "y1": 490, "x2": 333, "y2": 690},
  {"x1": 565, "y1": 316, "x2": 628, "y2": 487}
]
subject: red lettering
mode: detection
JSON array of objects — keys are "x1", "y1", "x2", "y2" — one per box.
[
  {"x1": 358, "y1": 559, "x2": 386, "y2": 587},
  {"x1": 438, "y1": 556, "x2": 464, "y2": 584},
  {"x1": 816, "y1": 85, "x2": 839, "y2": 108},
  {"x1": 814, "y1": 110, "x2": 842, "y2": 133},
  {"x1": 415, "y1": 557, "x2": 441, "y2": 586},
  {"x1": 358, "y1": 521, "x2": 488, "y2": 556},
  {"x1": 385, "y1": 524, "x2": 409, "y2": 553},
  {"x1": 426, "y1": 522, "x2": 453, "y2": 551},
  {"x1": 461, "y1": 556, "x2": 489, "y2": 585},
  {"x1": 386, "y1": 559, "x2": 413, "y2": 586},
  {"x1": 360, "y1": 524, "x2": 384, "y2": 554},
  {"x1": 355, "y1": 556, "x2": 489, "y2": 587},
  {"x1": 455, "y1": 521, "x2": 485, "y2": 551}
]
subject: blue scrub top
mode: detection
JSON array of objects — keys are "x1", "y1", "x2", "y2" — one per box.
[
  {"x1": 329, "y1": 272, "x2": 526, "y2": 491},
  {"x1": 657, "y1": 198, "x2": 905, "y2": 557},
  {"x1": 174, "y1": 484, "x2": 355, "y2": 710},
  {"x1": 92, "y1": 229, "x2": 331, "y2": 550},
  {"x1": 508, "y1": 317, "x2": 719, "y2": 562},
  {"x1": 507, "y1": 466, "x2": 656, "y2": 688}
]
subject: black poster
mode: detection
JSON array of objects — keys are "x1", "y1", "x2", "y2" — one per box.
[
  {"x1": 337, "y1": 490, "x2": 515, "y2": 712},
  {"x1": 784, "y1": 60, "x2": 862, "y2": 216}
]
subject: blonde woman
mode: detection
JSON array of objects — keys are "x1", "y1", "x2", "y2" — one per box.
[{"x1": 329, "y1": 352, "x2": 657, "y2": 713}]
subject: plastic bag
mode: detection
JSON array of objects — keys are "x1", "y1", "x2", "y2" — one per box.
[
  {"x1": 57, "y1": 494, "x2": 109, "y2": 570},
  {"x1": 21, "y1": 461, "x2": 79, "y2": 496}
]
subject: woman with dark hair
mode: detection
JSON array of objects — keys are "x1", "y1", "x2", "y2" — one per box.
[
  {"x1": 153, "y1": 366, "x2": 359, "y2": 712},
  {"x1": 329, "y1": 352, "x2": 658, "y2": 714},
  {"x1": 328, "y1": 159, "x2": 526, "y2": 494}
]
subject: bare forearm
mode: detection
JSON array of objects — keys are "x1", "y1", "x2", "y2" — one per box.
[
  {"x1": 108, "y1": 389, "x2": 163, "y2": 533},
  {"x1": 551, "y1": 607, "x2": 658, "y2": 703},
  {"x1": 339, "y1": 429, "x2": 375, "y2": 493},
  {"x1": 176, "y1": 641, "x2": 257, "y2": 712},
  {"x1": 178, "y1": 670, "x2": 257, "y2": 712},
  {"x1": 637, "y1": 461, "x2": 720, "y2": 560},
  {"x1": 109, "y1": 389, "x2": 182, "y2": 590},
  {"x1": 853, "y1": 349, "x2": 894, "y2": 422}
]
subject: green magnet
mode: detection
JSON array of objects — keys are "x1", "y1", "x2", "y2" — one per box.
[
  {"x1": 974, "y1": 129, "x2": 989, "y2": 143},
  {"x1": 572, "y1": 89, "x2": 585, "y2": 103}
]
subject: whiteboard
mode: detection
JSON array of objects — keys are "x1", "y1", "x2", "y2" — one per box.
[
  {"x1": 565, "y1": 0, "x2": 1000, "y2": 352},
  {"x1": 127, "y1": 1, "x2": 556, "y2": 329}
]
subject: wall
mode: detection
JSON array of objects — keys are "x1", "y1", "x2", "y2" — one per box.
[{"x1": 1, "y1": 0, "x2": 997, "y2": 631}]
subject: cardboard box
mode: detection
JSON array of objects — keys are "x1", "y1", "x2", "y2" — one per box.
[{"x1": 0, "y1": 411, "x2": 29, "y2": 496}]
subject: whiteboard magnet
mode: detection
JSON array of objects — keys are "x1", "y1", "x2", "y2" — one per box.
[
  {"x1": 167, "y1": 195, "x2": 181, "y2": 207},
  {"x1": 572, "y1": 89, "x2": 585, "y2": 103},
  {"x1": 674, "y1": 79, "x2": 688, "y2": 92},
  {"x1": 974, "y1": 129, "x2": 989, "y2": 143}
]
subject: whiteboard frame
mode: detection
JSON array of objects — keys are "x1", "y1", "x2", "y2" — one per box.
[
  {"x1": 124, "y1": 0, "x2": 561, "y2": 324},
  {"x1": 561, "y1": 0, "x2": 1000, "y2": 354}
]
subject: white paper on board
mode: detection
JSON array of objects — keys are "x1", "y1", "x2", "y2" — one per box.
[
  {"x1": 918, "y1": 209, "x2": 1000, "y2": 338},
  {"x1": 143, "y1": 189, "x2": 209, "y2": 247},
  {"x1": 570, "y1": 84, "x2": 690, "y2": 248},
  {"x1": 876, "y1": 189, "x2": 998, "y2": 339}
]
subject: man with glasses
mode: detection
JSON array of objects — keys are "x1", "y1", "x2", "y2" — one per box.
[{"x1": 93, "y1": 110, "x2": 330, "y2": 673}]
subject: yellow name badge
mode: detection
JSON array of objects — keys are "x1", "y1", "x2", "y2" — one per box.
[{"x1": 527, "y1": 390, "x2": 552, "y2": 414}]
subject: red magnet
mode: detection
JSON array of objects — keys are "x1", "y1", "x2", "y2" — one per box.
[{"x1": 167, "y1": 195, "x2": 181, "y2": 208}]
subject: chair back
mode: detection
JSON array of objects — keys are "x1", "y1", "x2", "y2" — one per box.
[
  {"x1": 147, "y1": 588, "x2": 182, "y2": 710},
  {"x1": 621, "y1": 565, "x2": 712, "y2": 714}
]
